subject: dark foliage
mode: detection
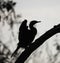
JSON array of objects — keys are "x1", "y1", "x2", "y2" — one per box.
[{"x1": 0, "y1": 0, "x2": 16, "y2": 12}]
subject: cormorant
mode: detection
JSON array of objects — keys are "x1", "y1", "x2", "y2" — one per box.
[{"x1": 11, "y1": 19, "x2": 41, "y2": 57}]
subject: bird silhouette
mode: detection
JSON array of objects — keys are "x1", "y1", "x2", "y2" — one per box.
[{"x1": 11, "y1": 19, "x2": 41, "y2": 57}]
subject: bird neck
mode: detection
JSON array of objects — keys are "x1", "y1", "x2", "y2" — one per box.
[
  {"x1": 29, "y1": 25, "x2": 37, "y2": 35},
  {"x1": 29, "y1": 25, "x2": 33, "y2": 29},
  {"x1": 29, "y1": 25, "x2": 36, "y2": 30}
]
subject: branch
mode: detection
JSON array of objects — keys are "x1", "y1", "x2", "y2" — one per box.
[{"x1": 15, "y1": 24, "x2": 60, "y2": 63}]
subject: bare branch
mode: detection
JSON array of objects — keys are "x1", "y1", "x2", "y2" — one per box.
[{"x1": 15, "y1": 24, "x2": 60, "y2": 63}]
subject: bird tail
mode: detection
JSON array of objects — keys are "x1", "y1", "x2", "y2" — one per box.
[{"x1": 11, "y1": 46, "x2": 20, "y2": 57}]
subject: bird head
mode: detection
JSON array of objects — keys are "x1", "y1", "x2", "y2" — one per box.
[{"x1": 29, "y1": 20, "x2": 41, "y2": 28}]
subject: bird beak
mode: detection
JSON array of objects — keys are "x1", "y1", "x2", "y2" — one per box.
[{"x1": 37, "y1": 21, "x2": 41, "y2": 23}]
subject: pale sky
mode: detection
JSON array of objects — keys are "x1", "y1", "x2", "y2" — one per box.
[
  {"x1": 15, "y1": 0, "x2": 60, "y2": 21},
  {"x1": 14, "y1": 0, "x2": 60, "y2": 36}
]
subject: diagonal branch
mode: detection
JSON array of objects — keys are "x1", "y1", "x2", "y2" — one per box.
[{"x1": 15, "y1": 24, "x2": 60, "y2": 63}]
